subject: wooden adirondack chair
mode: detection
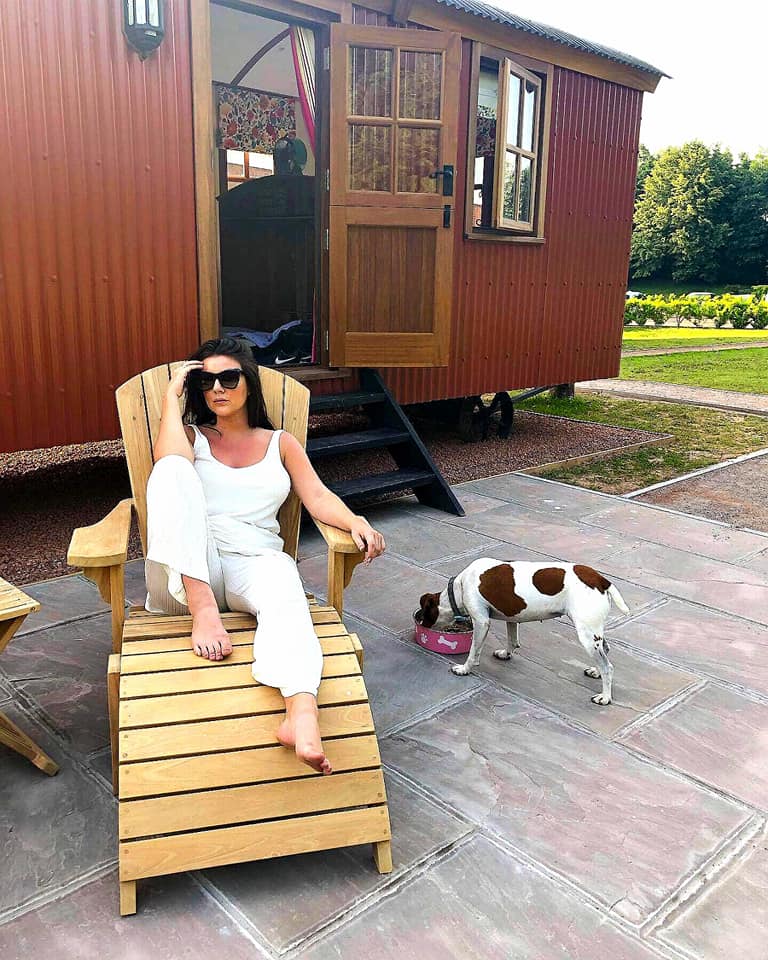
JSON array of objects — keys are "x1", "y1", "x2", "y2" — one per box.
[{"x1": 67, "y1": 363, "x2": 392, "y2": 916}]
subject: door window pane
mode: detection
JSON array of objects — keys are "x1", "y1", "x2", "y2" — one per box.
[
  {"x1": 226, "y1": 149, "x2": 245, "y2": 178},
  {"x1": 502, "y1": 151, "x2": 517, "y2": 221},
  {"x1": 518, "y1": 156, "x2": 533, "y2": 222},
  {"x1": 350, "y1": 47, "x2": 393, "y2": 117},
  {"x1": 521, "y1": 80, "x2": 537, "y2": 151},
  {"x1": 399, "y1": 51, "x2": 442, "y2": 120},
  {"x1": 397, "y1": 128, "x2": 439, "y2": 193},
  {"x1": 349, "y1": 125, "x2": 391, "y2": 191},
  {"x1": 506, "y1": 73, "x2": 521, "y2": 147}
]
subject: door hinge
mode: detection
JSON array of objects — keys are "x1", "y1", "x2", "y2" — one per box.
[
  {"x1": 324, "y1": 227, "x2": 330, "y2": 250},
  {"x1": 325, "y1": 168, "x2": 330, "y2": 191},
  {"x1": 323, "y1": 47, "x2": 330, "y2": 70},
  {"x1": 324, "y1": 329, "x2": 329, "y2": 351}
]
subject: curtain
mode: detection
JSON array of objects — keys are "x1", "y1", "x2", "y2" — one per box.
[
  {"x1": 213, "y1": 82, "x2": 296, "y2": 153},
  {"x1": 290, "y1": 26, "x2": 316, "y2": 152}
]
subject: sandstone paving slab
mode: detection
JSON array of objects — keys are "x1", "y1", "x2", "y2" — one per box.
[
  {"x1": 302, "y1": 835, "x2": 664, "y2": 960},
  {"x1": 299, "y1": 553, "x2": 447, "y2": 634},
  {"x1": 600, "y1": 542, "x2": 768, "y2": 627},
  {"x1": 0, "y1": 612, "x2": 113, "y2": 755},
  {"x1": 202, "y1": 773, "x2": 472, "y2": 953},
  {"x1": 620, "y1": 684, "x2": 768, "y2": 811},
  {"x1": 745, "y1": 547, "x2": 768, "y2": 576},
  {"x1": 0, "y1": 703, "x2": 116, "y2": 920},
  {"x1": 474, "y1": 619, "x2": 696, "y2": 737},
  {"x1": 123, "y1": 559, "x2": 148, "y2": 606},
  {"x1": 15, "y1": 575, "x2": 108, "y2": 635},
  {"x1": 0, "y1": 871, "x2": 258, "y2": 960},
  {"x1": 398, "y1": 489, "x2": 510, "y2": 518},
  {"x1": 611, "y1": 599, "x2": 768, "y2": 696},
  {"x1": 341, "y1": 613, "x2": 483, "y2": 733},
  {"x1": 456, "y1": 474, "x2": 618, "y2": 519},
  {"x1": 580, "y1": 501, "x2": 768, "y2": 563},
  {"x1": 657, "y1": 826, "x2": 768, "y2": 960},
  {"x1": 453, "y1": 504, "x2": 645, "y2": 566},
  {"x1": 382, "y1": 689, "x2": 748, "y2": 924}
]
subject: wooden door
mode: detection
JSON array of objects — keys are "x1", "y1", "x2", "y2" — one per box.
[{"x1": 329, "y1": 24, "x2": 461, "y2": 367}]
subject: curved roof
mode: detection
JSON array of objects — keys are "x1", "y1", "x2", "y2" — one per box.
[{"x1": 435, "y1": 0, "x2": 668, "y2": 77}]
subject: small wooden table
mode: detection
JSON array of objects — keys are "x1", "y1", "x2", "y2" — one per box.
[{"x1": 0, "y1": 577, "x2": 59, "y2": 775}]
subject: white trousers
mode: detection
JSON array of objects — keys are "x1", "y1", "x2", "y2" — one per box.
[{"x1": 144, "y1": 455, "x2": 322, "y2": 699}]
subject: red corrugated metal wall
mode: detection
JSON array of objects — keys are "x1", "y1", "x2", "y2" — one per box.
[
  {"x1": 0, "y1": 0, "x2": 198, "y2": 453},
  {"x1": 383, "y1": 40, "x2": 642, "y2": 403}
]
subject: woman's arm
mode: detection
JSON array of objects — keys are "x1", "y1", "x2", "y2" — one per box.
[
  {"x1": 280, "y1": 432, "x2": 385, "y2": 562},
  {"x1": 153, "y1": 361, "x2": 202, "y2": 462}
]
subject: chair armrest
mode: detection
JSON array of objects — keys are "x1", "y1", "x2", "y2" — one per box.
[
  {"x1": 311, "y1": 518, "x2": 363, "y2": 556},
  {"x1": 68, "y1": 499, "x2": 133, "y2": 568}
]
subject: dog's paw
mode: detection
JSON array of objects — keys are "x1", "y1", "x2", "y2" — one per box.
[
  {"x1": 584, "y1": 666, "x2": 601, "y2": 679},
  {"x1": 590, "y1": 693, "x2": 611, "y2": 706},
  {"x1": 451, "y1": 663, "x2": 472, "y2": 676},
  {"x1": 493, "y1": 649, "x2": 512, "y2": 661}
]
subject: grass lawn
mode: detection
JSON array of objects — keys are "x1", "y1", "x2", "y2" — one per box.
[
  {"x1": 622, "y1": 327, "x2": 768, "y2": 353},
  {"x1": 517, "y1": 393, "x2": 767, "y2": 494},
  {"x1": 619, "y1": 347, "x2": 768, "y2": 393}
]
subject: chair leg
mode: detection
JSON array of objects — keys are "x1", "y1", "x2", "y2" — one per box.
[
  {"x1": 119, "y1": 880, "x2": 137, "y2": 916},
  {"x1": 107, "y1": 654, "x2": 121, "y2": 795},
  {"x1": 0, "y1": 710, "x2": 58, "y2": 775},
  {"x1": 373, "y1": 840, "x2": 392, "y2": 874}
]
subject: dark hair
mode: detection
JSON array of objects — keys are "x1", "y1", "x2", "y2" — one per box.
[{"x1": 182, "y1": 337, "x2": 274, "y2": 429}]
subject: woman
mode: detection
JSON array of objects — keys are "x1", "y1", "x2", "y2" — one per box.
[{"x1": 144, "y1": 338, "x2": 386, "y2": 776}]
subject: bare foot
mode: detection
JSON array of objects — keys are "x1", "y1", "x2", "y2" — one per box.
[
  {"x1": 190, "y1": 607, "x2": 232, "y2": 661},
  {"x1": 277, "y1": 702, "x2": 332, "y2": 775}
]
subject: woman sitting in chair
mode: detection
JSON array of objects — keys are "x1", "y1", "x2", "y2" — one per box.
[{"x1": 145, "y1": 337, "x2": 386, "y2": 775}]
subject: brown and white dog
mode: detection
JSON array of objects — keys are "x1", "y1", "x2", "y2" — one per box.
[{"x1": 416, "y1": 559, "x2": 629, "y2": 705}]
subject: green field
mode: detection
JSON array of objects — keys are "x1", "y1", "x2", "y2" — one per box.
[
  {"x1": 628, "y1": 280, "x2": 753, "y2": 296},
  {"x1": 517, "y1": 393, "x2": 767, "y2": 493},
  {"x1": 619, "y1": 347, "x2": 768, "y2": 393},
  {"x1": 622, "y1": 327, "x2": 768, "y2": 353}
]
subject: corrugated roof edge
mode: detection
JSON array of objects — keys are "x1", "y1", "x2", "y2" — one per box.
[{"x1": 435, "y1": 0, "x2": 669, "y2": 78}]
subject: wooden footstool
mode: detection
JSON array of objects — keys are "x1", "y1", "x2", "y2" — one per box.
[
  {"x1": 112, "y1": 598, "x2": 392, "y2": 915},
  {"x1": 0, "y1": 578, "x2": 59, "y2": 775}
]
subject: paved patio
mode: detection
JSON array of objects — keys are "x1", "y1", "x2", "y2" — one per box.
[{"x1": 2, "y1": 472, "x2": 768, "y2": 959}]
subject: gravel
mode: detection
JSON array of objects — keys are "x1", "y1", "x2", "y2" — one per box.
[
  {"x1": 1, "y1": 412, "x2": 662, "y2": 586},
  {"x1": 637, "y1": 454, "x2": 768, "y2": 534}
]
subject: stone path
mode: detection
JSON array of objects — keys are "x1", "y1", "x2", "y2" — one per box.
[
  {"x1": 2, "y1": 474, "x2": 768, "y2": 959},
  {"x1": 578, "y1": 378, "x2": 768, "y2": 416},
  {"x1": 622, "y1": 339, "x2": 768, "y2": 357}
]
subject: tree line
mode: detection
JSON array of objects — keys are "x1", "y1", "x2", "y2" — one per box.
[{"x1": 630, "y1": 142, "x2": 768, "y2": 285}]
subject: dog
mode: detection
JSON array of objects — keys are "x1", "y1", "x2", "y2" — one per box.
[{"x1": 415, "y1": 559, "x2": 629, "y2": 705}]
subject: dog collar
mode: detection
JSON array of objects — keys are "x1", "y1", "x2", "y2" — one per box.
[{"x1": 447, "y1": 577, "x2": 472, "y2": 623}]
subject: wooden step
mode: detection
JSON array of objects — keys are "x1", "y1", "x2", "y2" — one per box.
[
  {"x1": 309, "y1": 390, "x2": 385, "y2": 413},
  {"x1": 307, "y1": 427, "x2": 410, "y2": 458},
  {"x1": 327, "y1": 468, "x2": 435, "y2": 500}
]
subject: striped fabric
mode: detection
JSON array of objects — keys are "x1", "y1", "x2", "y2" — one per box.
[{"x1": 290, "y1": 26, "x2": 316, "y2": 151}]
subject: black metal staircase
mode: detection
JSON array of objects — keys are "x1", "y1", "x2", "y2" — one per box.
[{"x1": 308, "y1": 369, "x2": 464, "y2": 516}]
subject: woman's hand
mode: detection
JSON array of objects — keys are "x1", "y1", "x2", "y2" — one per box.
[
  {"x1": 167, "y1": 360, "x2": 203, "y2": 399},
  {"x1": 349, "y1": 516, "x2": 386, "y2": 563}
]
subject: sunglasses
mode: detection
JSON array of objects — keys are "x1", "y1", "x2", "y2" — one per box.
[{"x1": 189, "y1": 368, "x2": 243, "y2": 391}]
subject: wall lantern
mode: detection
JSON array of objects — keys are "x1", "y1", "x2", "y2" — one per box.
[{"x1": 123, "y1": 1, "x2": 165, "y2": 60}]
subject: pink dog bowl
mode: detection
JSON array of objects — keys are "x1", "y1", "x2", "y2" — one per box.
[{"x1": 413, "y1": 616, "x2": 473, "y2": 655}]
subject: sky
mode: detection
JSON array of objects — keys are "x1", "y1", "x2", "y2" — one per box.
[{"x1": 491, "y1": 0, "x2": 768, "y2": 158}]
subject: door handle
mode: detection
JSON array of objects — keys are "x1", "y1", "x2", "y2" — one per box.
[
  {"x1": 443, "y1": 204, "x2": 451, "y2": 228},
  {"x1": 429, "y1": 164, "x2": 454, "y2": 197}
]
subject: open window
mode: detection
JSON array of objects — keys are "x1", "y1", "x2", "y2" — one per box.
[{"x1": 466, "y1": 45, "x2": 552, "y2": 241}]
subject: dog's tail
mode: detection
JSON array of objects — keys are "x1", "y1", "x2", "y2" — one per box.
[{"x1": 608, "y1": 583, "x2": 629, "y2": 615}]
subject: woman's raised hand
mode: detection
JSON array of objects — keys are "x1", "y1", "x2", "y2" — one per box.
[
  {"x1": 168, "y1": 360, "x2": 204, "y2": 399},
  {"x1": 349, "y1": 516, "x2": 386, "y2": 564}
]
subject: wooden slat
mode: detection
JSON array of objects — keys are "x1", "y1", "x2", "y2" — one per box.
[
  {"x1": 120, "y1": 768, "x2": 386, "y2": 839},
  {"x1": 119, "y1": 733, "x2": 382, "y2": 799},
  {"x1": 120, "y1": 628, "x2": 353, "y2": 658},
  {"x1": 0, "y1": 578, "x2": 39, "y2": 619},
  {"x1": 119, "y1": 703, "x2": 375, "y2": 762},
  {"x1": 120, "y1": 653, "x2": 361, "y2": 699},
  {"x1": 119, "y1": 804, "x2": 391, "y2": 881},
  {"x1": 121, "y1": 606, "x2": 340, "y2": 640},
  {"x1": 120, "y1": 675, "x2": 368, "y2": 728}
]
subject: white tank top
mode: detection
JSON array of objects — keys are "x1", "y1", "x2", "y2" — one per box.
[{"x1": 191, "y1": 426, "x2": 291, "y2": 555}]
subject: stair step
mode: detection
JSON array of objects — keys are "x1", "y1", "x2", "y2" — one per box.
[
  {"x1": 307, "y1": 427, "x2": 411, "y2": 458},
  {"x1": 309, "y1": 391, "x2": 385, "y2": 413},
  {"x1": 328, "y1": 469, "x2": 435, "y2": 501}
]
